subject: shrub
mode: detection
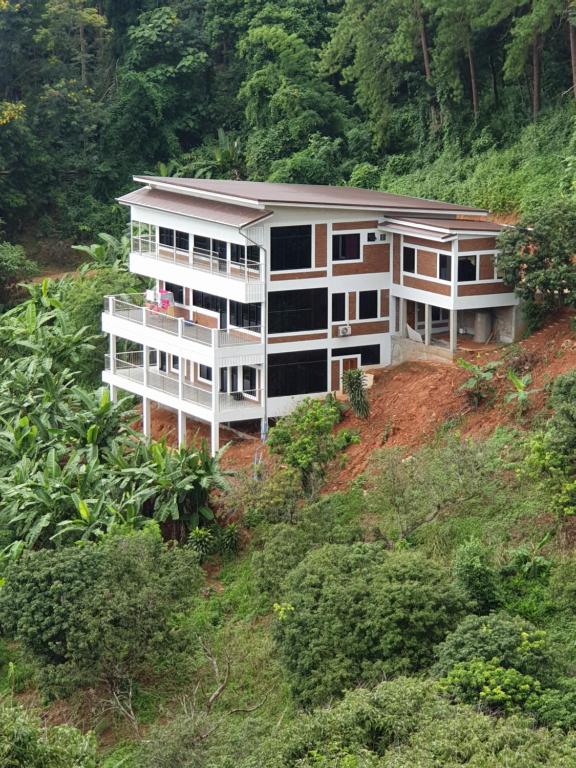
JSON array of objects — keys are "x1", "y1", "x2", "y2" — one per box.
[
  {"x1": 441, "y1": 658, "x2": 541, "y2": 713},
  {"x1": 342, "y1": 368, "x2": 370, "y2": 418},
  {"x1": 253, "y1": 524, "x2": 311, "y2": 600},
  {"x1": 267, "y1": 397, "x2": 357, "y2": 494},
  {"x1": 433, "y1": 612, "x2": 554, "y2": 682},
  {"x1": 0, "y1": 241, "x2": 37, "y2": 308},
  {"x1": 274, "y1": 544, "x2": 466, "y2": 706},
  {"x1": 457, "y1": 358, "x2": 501, "y2": 407},
  {"x1": 0, "y1": 700, "x2": 97, "y2": 767},
  {"x1": 0, "y1": 531, "x2": 203, "y2": 697},
  {"x1": 225, "y1": 466, "x2": 303, "y2": 527},
  {"x1": 452, "y1": 540, "x2": 501, "y2": 614}
]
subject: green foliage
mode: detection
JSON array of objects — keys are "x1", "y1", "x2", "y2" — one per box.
[
  {"x1": 0, "y1": 699, "x2": 97, "y2": 768},
  {"x1": 433, "y1": 612, "x2": 554, "y2": 681},
  {"x1": 498, "y1": 200, "x2": 576, "y2": 328},
  {"x1": 342, "y1": 368, "x2": 370, "y2": 419},
  {"x1": 224, "y1": 466, "x2": 303, "y2": 527},
  {"x1": 452, "y1": 540, "x2": 501, "y2": 613},
  {"x1": 0, "y1": 241, "x2": 37, "y2": 308},
  {"x1": 0, "y1": 531, "x2": 203, "y2": 698},
  {"x1": 267, "y1": 397, "x2": 357, "y2": 493},
  {"x1": 441, "y1": 658, "x2": 542, "y2": 713},
  {"x1": 505, "y1": 370, "x2": 534, "y2": 414},
  {"x1": 457, "y1": 358, "x2": 501, "y2": 407},
  {"x1": 274, "y1": 545, "x2": 466, "y2": 706}
]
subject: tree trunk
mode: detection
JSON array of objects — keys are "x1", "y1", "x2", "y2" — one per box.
[
  {"x1": 532, "y1": 34, "x2": 541, "y2": 120},
  {"x1": 468, "y1": 45, "x2": 479, "y2": 119},
  {"x1": 569, "y1": 20, "x2": 576, "y2": 99},
  {"x1": 415, "y1": 1, "x2": 440, "y2": 130},
  {"x1": 490, "y1": 55, "x2": 500, "y2": 107},
  {"x1": 79, "y1": 22, "x2": 87, "y2": 87}
]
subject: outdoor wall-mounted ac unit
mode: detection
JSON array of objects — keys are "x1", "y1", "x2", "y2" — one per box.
[{"x1": 338, "y1": 324, "x2": 352, "y2": 337}]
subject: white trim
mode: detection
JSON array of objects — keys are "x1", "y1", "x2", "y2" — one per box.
[
  {"x1": 382, "y1": 217, "x2": 501, "y2": 236},
  {"x1": 120, "y1": 197, "x2": 273, "y2": 228}
]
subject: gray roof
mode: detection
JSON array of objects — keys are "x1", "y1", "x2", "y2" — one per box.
[
  {"x1": 117, "y1": 187, "x2": 272, "y2": 228},
  {"x1": 133, "y1": 176, "x2": 488, "y2": 215}
]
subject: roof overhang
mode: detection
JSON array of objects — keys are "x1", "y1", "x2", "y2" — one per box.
[
  {"x1": 133, "y1": 176, "x2": 266, "y2": 210},
  {"x1": 380, "y1": 217, "x2": 505, "y2": 240}
]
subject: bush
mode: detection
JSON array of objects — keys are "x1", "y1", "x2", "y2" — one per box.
[
  {"x1": 274, "y1": 545, "x2": 466, "y2": 706},
  {"x1": 342, "y1": 368, "x2": 370, "y2": 418},
  {"x1": 0, "y1": 531, "x2": 203, "y2": 697},
  {"x1": 457, "y1": 358, "x2": 501, "y2": 407},
  {"x1": 441, "y1": 658, "x2": 541, "y2": 713},
  {"x1": 267, "y1": 397, "x2": 357, "y2": 493},
  {"x1": 0, "y1": 241, "x2": 37, "y2": 308},
  {"x1": 0, "y1": 700, "x2": 97, "y2": 767},
  {"x1": 433, "y1": 612, "x2": 554, "y2": 682},
  {"x1": 453, "y1": 540, "x2": 501, "y2": 613},
  {"x1": 253, "y1": 524, "x2": 311, "y2": 600},
  {"x1": 225, "y1": 466, "x2": 303, "y2": 527}
]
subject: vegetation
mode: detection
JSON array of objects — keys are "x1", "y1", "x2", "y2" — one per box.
[{"x1": 342, "y1": 367, "x2": 370, "y2": 418}]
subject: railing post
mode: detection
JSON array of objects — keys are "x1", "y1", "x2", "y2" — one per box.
[
  {"x1": 178, "y1": 316, "x2": 184, "y2": 340},
  {"x1": 143, "y1": 345, "x2": 149, "y2": 387},
  {"x1": 178, "y1": 357, "x2": 184, "y2": 401},
  {"x1": 109, "y1": 333, "x2": 117, "y2": 375},
  {"x1": 108, "y1": 295, "x2": 114, "y2": 316}
]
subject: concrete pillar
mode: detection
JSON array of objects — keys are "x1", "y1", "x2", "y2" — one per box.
[
  {"x1": 449, "y1": 309, "x2": 458, "y2": 354},
  {"x1": 260, "y1": 417, "x2": 268, "y2": 443},
  {"x1": 210, "y1": 419, "x2": 219, "y2": 455},
  {"x1": 177, "y1": 410, "x2": 187, "y2": 448},
  {"x1": 109, "y1": 333, "x2": 117, "y2": 373},
  {"x1": 109, "y1": 384, "x2": 118, "y2": 403},
  {"x1": 424, "y1": 303, "x2": 432, "y2": 346},
  {"x1": 399, "y1": 299, "x2": 408, "y2": 337},
  {"x1": 142, "y1": 397, "x2": 151, "y2": 437}
]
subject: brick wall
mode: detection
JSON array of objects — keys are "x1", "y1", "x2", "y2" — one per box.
[
  {"x1": 403, "y1": 275, "x2": 451, "y2": 295},
  {"x1": 380, "y1": 288, "x2": 390, "y2": 317},
  {"x1": 459, "y1": 237, "x2": 497, "y2": 252},
  {"x1": 479, "y1": 254, "x2": 495, "y2": 280},
  {"x1": 269, "y1": 332, "x2": 328, "y2": 343},
  {"x1": 332, "y1": 242, "x2": 390, "y2": 276},
  {"x1": 332, "y1": 220, "x2": 379, "y2": 230},
  {"x1": 348, "y1": 293, "x2": 357, "y2": 320},
  {"x1": 457, "y1": 282, "x2": 511, "y2": 296},
  {"x1": 393, "y1": 234, "x2": 401, "y2": 283},
  {"x1": 416, "y1": 249, "x2": 437, "y2": 278},
  {"x1": 315, "y1": 223, "x2": 327, "y2": 267},
  {"x1": 331, "y1": 320, "x2": 389, "y2": 337}
]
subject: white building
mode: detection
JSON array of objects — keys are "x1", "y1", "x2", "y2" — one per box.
[{"x1": 102, "y1": 177, "x2": 520, "y2": 453}]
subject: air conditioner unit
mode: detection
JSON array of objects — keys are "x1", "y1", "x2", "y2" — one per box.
[{"x1": 338, "y1": 324, "x2": 352, "y2": 337}]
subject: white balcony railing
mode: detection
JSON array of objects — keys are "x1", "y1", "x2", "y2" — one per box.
[
  {"x1": 105, "y1": 352, "x2": 263, "y2": 412},
  {"x1": 132, "y1": 237, "x2": 263, "y2": 283},
  {"x1": 104, "y1": 295, "x2": 262, "y2": 349}
]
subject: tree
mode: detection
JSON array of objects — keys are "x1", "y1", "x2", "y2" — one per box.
[
  {"x1": 274, "y1": 544, "x2": 466, "y2": 706},
  {"x1": 0, "y1": 531, "x2": 204, "y2": 698},
  {"x1": 497, "y1": 200, "x2": 576, "y2": 328},
  {"x1": 0, "y1": 241, "x2": 37, "y2": 308}
]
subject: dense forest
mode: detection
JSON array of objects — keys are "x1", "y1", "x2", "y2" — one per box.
[
  {"x1": 1, "y1": 0, "x2": 576, "y2": 243},
  {"x1": 3, "y1": 1, "x2": 576, "y2": 767}
]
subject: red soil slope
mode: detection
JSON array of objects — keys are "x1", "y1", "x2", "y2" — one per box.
[{"x1": 149, "y1": 311, "x2": 576, "y2": 488}]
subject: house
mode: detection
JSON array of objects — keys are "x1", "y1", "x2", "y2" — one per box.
[{"x1": 102, "y1": 177, "x2": 521, "y2": 453}]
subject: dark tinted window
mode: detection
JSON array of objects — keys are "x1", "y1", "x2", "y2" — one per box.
[
  {"x1": 159, "y1": 227, "x2": 174, "y2": 247},
  {"x1": 243, "y1": 366, "x2": 257, "y2": 394},
  {"x1": 271, "y1": 225, "x2": 312, "y2": 271},
  {"x1": 247, "y1": 244, "x2": 260, "y2": 264},
  {"x1": 333, "y1": 233, "x2": 360, "y2": 261},
  {"x1": 230, "y1": 300, "x2": 261, "y2": 331},
  {"x1": 165, "y1": 282, "x2": 184, "y2": 305},
  {"x1": 458, "y1": 255, "x2": 477, "y2": 282},
  {"x1": 332, "y1": 345, "x2": 380, "y2": 365},
  {"x1": 332, "y1": 293, "x2": 345, "y2": 322},
  {"x1": 231, "y1": 243, "x2": 245, "y2": 264},
  {"x1": 192, "y1": 290, "x2": 227, "y2": 327},
  {"x1": 359, "y1": 290, "x2": 378, "y2": 319},
  {"x1": 213, "y1": 239, "x2": 227, "y2": 259},
  {"x1": 403, "y1": 246, "x2": 415, "y2": 273},
  {"x1": 268, "y1": 349, "x2": 327, "y2": 397},
  {"x1": 199, "y1": 364, "x2": 212, "y2": 381},
  {"x1": 268, "y1": 288, "x2": 327, "y2": 334},
  {"x1": 439, "y1": 253, "x2": 451, "y2": 281},
  {"x1": 175, "y1": 231, "x2": 189, "y2": 251},
  {"x1": 195, "y1": 235, "x2": 210, "y2": 252}
]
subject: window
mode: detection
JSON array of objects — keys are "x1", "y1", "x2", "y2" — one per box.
[
  {"x1": 332, "y1": 345, "x2": 380, "y2": 365},
  {"x1": 458, "y1": 255, "x2": 477, "y2": 282},
  {"x1": 220, "y1": 368, "x2": 228, "y2": 393},
  {"x1": 195, "y1": 234, "x2": 211, "y2": 253},
  {"x1": 247, "y1": 244, "x2": 260, "y2": 264},
  {"x1": 367, "y1": 232, "x2": 377, "y2": 242},
  {"x1": 439, "y1": 253, "x2": 451, "y2": 281},
  {"x1": 242, "y1": 366, "x2": 257, "y2": 396},
  {"x1": 165, "y1": 282, "x2": 184, "y2": 305},
  {"x1": 213, "y1": 239, "x2": 227, "y2": 260},
  {"x1": 432, "y1": 307, "x2": 449, "y2": 322},
  {"x1": 231, "y1": 243, "x2": 245, "y2": 264},
  {"x1": 359, "y1": 290, "x2": 378, "y2": 320},
  {"x1": 403, "y1": 246, "x2": 415, "y2": 273},
  {"x1": 175, "y1": 231, "x2": 189, "y2": 251},
  {"x1": 332, "y1": 293, "x2": 346, "y2": 322},
  {"x1": 271, "y1": 225, "x2": 312, "y2": 271},
  {"x1": 230, "y1": 300, "x2": 261, "y2": 331},
  {"x1": 333, "y1": 233, "x2": 360, "y2": 261},
  {"x1": 268, "y1": 349, "x2": 327, "y2": 397},
  {"x1": 159, "y1": 227, "x2": 174, "y2": 247},
  {"x1": 192, "y1": 290, "x2": 227, "y2": 327},
  {"x1": 198, "y1": 364, "x2": 212, "y2": 382},
  {"x1": 268, "y1": 288, "x2": 327, "y2": 334},
  {"x1": 170, "y1": 354, "x2": 179, "y2": 371}
]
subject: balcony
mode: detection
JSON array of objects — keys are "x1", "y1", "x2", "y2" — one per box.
[
  {"x1": 102, "y1": 295, "x2": 264, "y2": 367},
  {"x1": 103, "y1": 351, "x2": 264, "y2": 419},
  {"x1": 130, "y1": 239, "x2": 265, "y2": 303}
]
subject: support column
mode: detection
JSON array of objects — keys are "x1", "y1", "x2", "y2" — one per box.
[
  {"x1": 424, "y1": 303, "x2": 432, "y2": 346},
  {"x1": 108, "y1": 333, "x2": 117, "y2": 402},
  {"x1": 142, "y1": 397, "x2": 151, "y2": 437},
  {"x1": 210, "y1": 419, "x2": 219, "y2": 455},
  {"x1": 177, "y1": 410, "x2": 187, "y2": 448},
  {"x1": 399, "y1": 299, "x2": 408, "y2": 337},
  {"x1": 449, "y1": 309, "x2": 458, "y2": 354}
]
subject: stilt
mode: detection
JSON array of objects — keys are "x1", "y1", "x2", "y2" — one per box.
[
  {"x1": 210, "y1": 419, "x2": 219, "y2": 455},
  {"x1": 424, "y1": 303, "x2": 432, "y2": 346},
  {"x1": 177, "y1": 410, "x2": 187, "y2": 447},
  {"x1": 449, "y1": 309, "x2": 458, "y2": 354},
  {"x1": 142, "y1": 397, "x2": 151, "y2": 437}
]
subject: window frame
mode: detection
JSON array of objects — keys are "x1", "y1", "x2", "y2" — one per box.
[
  {"x1": 458, "y1": 254, "x2": 478, "y2": 283},
  {"x1": 332, "y1": 292, "x2": 346, "y2": 323},
  {"x1": 198, "y1": 364, "x2": 213, "y2": 384},
  {"x1": 268, "y1": 288, "x2": 328, "y2": 335},
  {"x1": 438, "y1": 253, "x2": 452, "y2": 282},
  {"x1": 358, "y1": 290, "x2": 378, "y2": 320},
  {"x1": 270, "y1": 225, "x2": 312, "y2": 272},
  {"x1": 332, "y1": 232, "x2": 361, "y2": 262},
  {"x1": 402, "y1": 246, "x2": 416, "y2": 274}
]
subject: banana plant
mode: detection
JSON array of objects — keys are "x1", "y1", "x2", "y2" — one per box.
[
  {"x1": 74, "y1": 232, "x2": 130, "y2": 273},
  {"x1": 505, "y1": 370, "x2": 537, "y2": 414}
]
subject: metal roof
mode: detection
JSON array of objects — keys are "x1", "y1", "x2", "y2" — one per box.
[
  {"x1": 117, "y1": 187, "x2": 273, "y2": 228},
  {"x1": 132, "y1": 176, "x2": 488, "y2": 215}
]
